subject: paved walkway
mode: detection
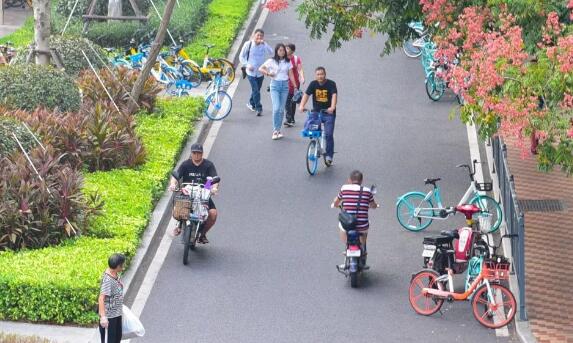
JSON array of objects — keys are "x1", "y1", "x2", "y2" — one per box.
[
  {"x1": 0, "y1": 7, "x2": 30, "y2": 38},
  {"x1": 505, "y1": 138, "x2": 573, "y2": 343}
]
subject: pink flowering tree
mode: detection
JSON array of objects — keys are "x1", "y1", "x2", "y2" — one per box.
[{"x1": 421, "y1": 0, "x2": 573, "y2": 174}]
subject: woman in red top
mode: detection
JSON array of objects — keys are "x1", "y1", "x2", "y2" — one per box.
[{"x1": 284, "y1": 43, "x2": 305, "y2": 127}]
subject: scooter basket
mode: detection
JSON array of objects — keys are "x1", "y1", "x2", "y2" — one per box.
[
  {"x1": 172, "y1": 193, "x2": 191, "y2": 221},
  {"x1": 483, "y1": 258, "x2": 511, "y2": 280},
  {"x1": 475, "y1": 182, "x2": 493, "y2": 192}
]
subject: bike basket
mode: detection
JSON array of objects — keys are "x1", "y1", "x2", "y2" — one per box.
[
  {"x1": 191, "y1": 198, "x2": 209, "y2": 221},
  {"x1": 475, "y1": 182, "x2": 493, "y2": 192},
  {"x1": 478, "y1": 214, "x2": 493, "y2": 233},
  {"x1": 172, "y1": 193, "x2": 191, "y2": 221},
  {"x1": 483, "y1": 258, "x2": 511, "y2": 280}
]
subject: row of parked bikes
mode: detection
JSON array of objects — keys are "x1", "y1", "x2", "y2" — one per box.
[
  {"x1": 106, "y1": 38, "x2": 235, "y2": 120},
  {"x1": 400, "y1": 160, "x2": 515, "y2": 329},
  {"x1": 403, "y1": 21, "x2": 463, "y2": 104}
]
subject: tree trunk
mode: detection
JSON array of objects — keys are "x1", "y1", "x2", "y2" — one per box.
[
  {"x1": 108, "y1": 0, "x2": 122, "y2": 22},
  {"x1": 129, "y1": 0, "x2": 176, "y2": 114},
  {"x1": 33, "y1": 0, "x2": 51, "y2": 65}
]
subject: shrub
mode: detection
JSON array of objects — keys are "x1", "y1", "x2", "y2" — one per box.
[
  {"x1": 0, "y1": 146, "x2": 99, "y2": 251},
  {"x1": 185, "y1": 0, "x2": 255, "y2": 61},
  {"x1": 0, "y1": 116, "x2": 36, "y2": 158},
  {"x1": 81, "y1": 0, "x2": 208, "y2": 48},
  {"x1": 0, "y1": 65, "x2": 80, "y2": 112},
  {"x1": 77, "y1": 67, "x2": 162, "y2": 113},
  {"x1": 0, "y1": 98, "x2": 202, "y2": 324},
  {"x1": 3, "y1": 105, "x2": 146, "y2": 172},
  {"x1": 12, "y1": 36, "x2": 107, "y2": 77}
]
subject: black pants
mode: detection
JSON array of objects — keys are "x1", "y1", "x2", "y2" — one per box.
[
  {"x1": 285, "y1": 92, "x2": 296, "y2": 123},
  {"x1": 99, "y1": 316, "x2": 122, "y2": 343}
]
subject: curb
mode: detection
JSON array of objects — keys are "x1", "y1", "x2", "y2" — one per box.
[
  {"x1": 0, "y1": 2, "x2": 265, "y2": 343},
  {"x1": 482, "y1": 132, "x2": 537, "y2": 343}
]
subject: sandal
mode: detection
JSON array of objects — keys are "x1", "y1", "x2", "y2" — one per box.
[
  {"x1": 171, "y1": 226, "x2": 182, "y2": 237},
  {"x1": 198, "y1": 235, "x2": 209, "y2": 244}
]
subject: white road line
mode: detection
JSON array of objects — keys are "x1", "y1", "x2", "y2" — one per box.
[
  {"x1": 465, "y1": 121, "x2": 509, "y2": 337},
  {"x1": 127, "y1": 6, "x2": 270, "y2": 332}
]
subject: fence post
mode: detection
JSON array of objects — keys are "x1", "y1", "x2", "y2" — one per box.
[{"x1": 517, "y1": 212, "x2": 527, "y2": 321}]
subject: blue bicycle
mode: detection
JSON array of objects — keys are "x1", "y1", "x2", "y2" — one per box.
[
  {"x1": 204, "y1": 71, "x2": 232, "y2": 120},
  {"x1": 301, "y1": 110, "x2": 328, "y2": 175}
]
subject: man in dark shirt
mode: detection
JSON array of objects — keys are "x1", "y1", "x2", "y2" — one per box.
[
  {"x1": 169, "y1": 143, "x2": 219, "y2": 243},
  {"x1": 299, "y1": 66, "x2": 338, "y2": 166}
]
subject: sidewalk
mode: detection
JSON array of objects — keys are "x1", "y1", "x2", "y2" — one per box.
[
  {"x1": 0, "y1": 7, "x2": 30, "y2": 38},
  {"x1": 505, "y1": 138, "x2": 573, "y2": 343}
]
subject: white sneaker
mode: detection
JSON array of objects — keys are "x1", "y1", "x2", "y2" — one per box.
[
  {"x1": 276, "y1": 132, "x2": 284, "y2": 139},
  {"x1": 246, "y1": 103, "x2": 255, "y2": 112},
  {"x1": 272, "y1": 131, "x2": 279, "y2": 140}
]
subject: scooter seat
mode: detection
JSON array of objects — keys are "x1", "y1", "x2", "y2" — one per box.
[{"x1": 440, "y1": 229, "x2": 459, "y2": 239}]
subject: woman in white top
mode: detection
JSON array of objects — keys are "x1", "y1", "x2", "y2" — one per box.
[{"x1": 259, "y1": 43, "x2": 297, "y2": 140}]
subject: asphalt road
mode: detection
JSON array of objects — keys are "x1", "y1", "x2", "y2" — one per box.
[{"x1": 138, "y1": 4, "x2": 516, "y2": 342}]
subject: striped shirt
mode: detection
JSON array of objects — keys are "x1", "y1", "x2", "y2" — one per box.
[
  {"x1": 337, "y1": 184, "x2": 375, "y2": 230},
  {"x1": 100, "y1": 272, "x2": 124, "y2": 318}
]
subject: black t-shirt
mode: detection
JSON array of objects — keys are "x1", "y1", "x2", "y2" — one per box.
[
  {"x1": 305, "y1": 79, "x2": 337, "y2": 114},
  {"x1": 176, "y1": 159, "x2": 218, "y2": 184}
]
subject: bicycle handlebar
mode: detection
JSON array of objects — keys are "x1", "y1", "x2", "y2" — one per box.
[
  {"x1": 456, "y1": 159, "x2": 479, "y2": 181},
  {"x1": 486, "y1": 233, "x2": 518, "y2": 256}
]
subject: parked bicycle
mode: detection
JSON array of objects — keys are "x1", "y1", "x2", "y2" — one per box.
[
  {"x1": 172, "y1": 175, "x2": 221, "y2": 265},
  {"x1": 204, "y1": 71, "x2": 232, "y2": 120},
  {"x1": 301, "y1": 110, "x2": 328, "y2": 176},
  {"x1": 396, "y1": 159, "x2": 502, "y2": 232},
  {"x1": 0, "y1": 42, "x2": 16, "y2": 67},
  {"x1": 403, "y1": 21, "x2": 430, "y2": 58},
  {"x1": 409, "y1": 234, "x2": 518, "y2": 329}
]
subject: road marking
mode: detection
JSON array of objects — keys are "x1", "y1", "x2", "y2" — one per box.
[
  {"x1": 127, "y1": 6, "x2": 270, "y2": 334},
  {"x1": 465, "y1": 121, "x2": 509, "y2": 338}
]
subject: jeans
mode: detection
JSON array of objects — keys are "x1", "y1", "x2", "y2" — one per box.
[
  {"x1": 270, "y1": 80, "x2": 289, "y2": 131},
  {"x1": 285, "y1": 92, "x2": 296, "y2": 123},
  {"x1": 247, "y1": 75, "x2": 264, "y2": 112},
  {"x1": 321, "y1": 114, "x2": 336, "y2": 158}
]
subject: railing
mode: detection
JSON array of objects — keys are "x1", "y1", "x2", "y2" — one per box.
[{"x1": 492, "y1": 136, "x2": 527, "y2": 321}]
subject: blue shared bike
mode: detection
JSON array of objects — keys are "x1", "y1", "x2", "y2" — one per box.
[{"x1": 301, "y1": 110, "x2": 328, "y2": 175}]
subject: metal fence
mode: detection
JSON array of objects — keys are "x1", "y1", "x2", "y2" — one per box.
[{"x1": 492, "y1": 136, "x2": 527, "y2": 321}]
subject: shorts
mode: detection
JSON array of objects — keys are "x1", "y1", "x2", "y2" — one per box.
[
  {"x1": 338, "y1": 223, "x2": 368, "y2": 234},
  {"x1": 208, "y1": 198, "x2": 216, "y2": 210}
]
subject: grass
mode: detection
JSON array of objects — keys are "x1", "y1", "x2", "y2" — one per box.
[{"x1": 0, "y1": 16, "x2": 34, "y2": 47}]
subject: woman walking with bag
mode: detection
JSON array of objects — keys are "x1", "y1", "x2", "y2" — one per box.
[
  {"x1": 98, "y1": 253, "x2": 125, "y2": 343},
  {"x1": 259, "y1": 43, "x2": 297, "y2": 140},
  {"x1": 284, "y1": 43, "x2": 305, "y2": 127}
]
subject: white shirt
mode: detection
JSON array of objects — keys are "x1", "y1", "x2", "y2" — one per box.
[{"x1": 261, "y1": 58, "x2": 292, "y2": 81}]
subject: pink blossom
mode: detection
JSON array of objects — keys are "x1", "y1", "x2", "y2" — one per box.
[{"x1": 265, "y1": 0, "x2": 289, "y2": 12}]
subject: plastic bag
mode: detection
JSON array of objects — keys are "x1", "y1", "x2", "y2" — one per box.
[{"x1": 122, "y1": 305, "x2": 145, "y2": 339}]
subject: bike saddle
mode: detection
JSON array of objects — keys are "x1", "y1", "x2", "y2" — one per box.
[
  {"x1": 455, "y1": 204, "x2": 481, "y2": 219},
  {"x1": 424, "y1": 177, "x2": 441, "y2": 185},
  {"x1": 440, "y1": 229, "x2": 459, "y2": 239}
]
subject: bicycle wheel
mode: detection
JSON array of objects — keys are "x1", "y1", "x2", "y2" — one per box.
[
  {"x1": 306, "y1": 139, "x2": 319, "y2": 175},
  {"x1": 469, "y1": 195, "x2": 502, "y2": 233},
  {"x1": 204, "y1": 91, "x2": 232, "y2": 120},
  {"x1": 472, "y1": 283, "x2": 516, "y2": 329},
  {"x1": 181, "y1": 60, "x2": 202, "y2": 87},
  {"x1": 216, "y1": 58, "x2": 235, "y2": 83},
  {"x1": 396, "y1": 193, "x2": 434, "y2": 231},
  {"x1": 409, "y1": 269, "x2": 444, "y2": 315},
  {"x1": 403, "y1": 39, "x2": 422, "y2": 58},
  {"x1": 425, "y1": 72, "x2": 445, "y2": 101}
]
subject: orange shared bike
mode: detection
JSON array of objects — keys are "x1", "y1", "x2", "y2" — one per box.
[{"x1": 409, "y1": 234, "x2": 518, "y2": 329}]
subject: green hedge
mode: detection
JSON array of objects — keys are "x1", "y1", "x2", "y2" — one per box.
[
  {"x1": 0, "y1": 64, "x2": 81, "y2": 112},
  {"x1": 186, "y1": 0, "x2": 256, "y2": 61},
  {"x1": 0, "y1": 98, "x2": 203, "y2": 324}
]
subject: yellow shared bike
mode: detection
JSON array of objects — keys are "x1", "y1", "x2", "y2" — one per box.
[{"x1": 169, "y1": 43, "x2": 235, "y2": 86}]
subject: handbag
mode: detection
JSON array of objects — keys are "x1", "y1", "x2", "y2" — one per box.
[
  {"x1": 241, "y1": 41, "x2": 252, "y2": 79},
  {"x1": 338, "y1": 187, "x2": 363, "y2": 230},
  {"x1": 292, "y1": 89, "x2": 303, "y2": 103}
]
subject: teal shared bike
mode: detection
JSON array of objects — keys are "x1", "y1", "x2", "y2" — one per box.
[{"x1": 396, "y1": 160, "x2": 502, "y2": 232}]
